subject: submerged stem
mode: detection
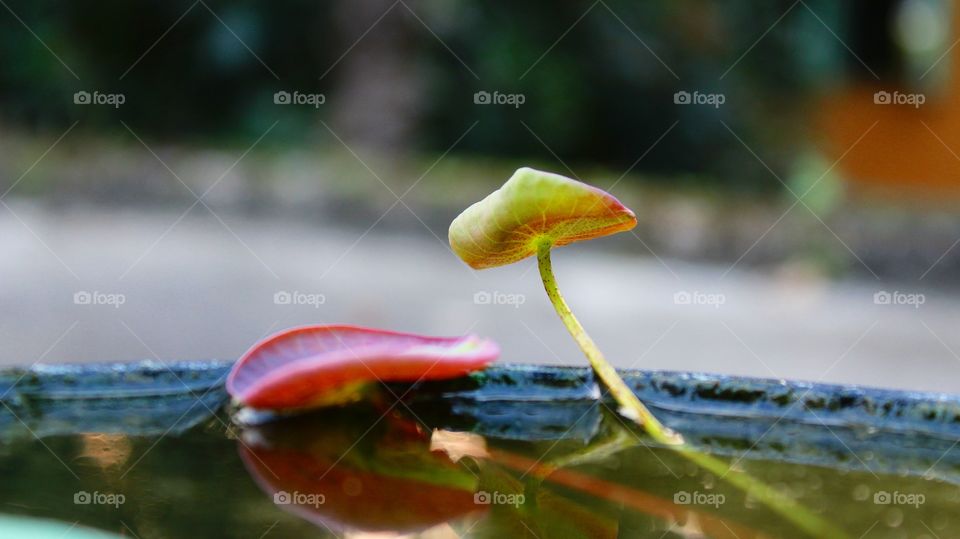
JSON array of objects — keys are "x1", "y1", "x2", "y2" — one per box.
[
  {"x1": 684, "y1": 449, "x2": 849, "y2": 538},
  {"x1": 535, "y1": 241, "x2": 848, "y2": 538},
  {"x1": 536, "y1": 242, "x2": 681, "y2": 445}
]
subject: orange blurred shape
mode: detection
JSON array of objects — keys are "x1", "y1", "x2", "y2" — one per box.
[
  {"x1": 78, "y1": 433, "x2": 131, "y2": 470},
  {"x1": 818, "y1": 10, "x2": 960, "y2": 201}
]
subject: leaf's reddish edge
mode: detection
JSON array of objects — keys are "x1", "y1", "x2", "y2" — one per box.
[
  {"x1": 454, "y1": 178, "x2": 638, "y2": 269},
  {"x1": 227, "y1": 324, "x2": 500, "y2": 410}
]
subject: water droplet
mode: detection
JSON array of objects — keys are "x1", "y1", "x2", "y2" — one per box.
[
  {"x1": 808, "y1": 474, "x2": 823, "y2": 490},
  {"x1": 702, "y1": 474, "x2": 715, "y2": 489},
  {"x1": 884, "y1": 508, "x2": 904, "y2": 527}
]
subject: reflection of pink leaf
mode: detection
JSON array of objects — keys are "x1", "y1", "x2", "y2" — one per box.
[
  {"x1": 238, "y1": 431, "x2": 482, "y2": 534},
  {"x1": 227, "y1": 325, "x2": 499, "y2": 410}
]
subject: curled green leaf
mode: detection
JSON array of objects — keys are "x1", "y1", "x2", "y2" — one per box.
[{"x1": 449, "y1": 167, "x2": 637, "y2": 269}]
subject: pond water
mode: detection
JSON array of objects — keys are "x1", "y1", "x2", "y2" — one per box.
[
  {"x1": 0, "y1": 400, "x2": 956, "y2": 539},
  {"x1": 2, "y1": 361, "x2": 959, "y2": 538}
]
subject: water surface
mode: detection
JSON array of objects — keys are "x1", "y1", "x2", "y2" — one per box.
[{"x1": 0, "y1": 401, "x2": 956, "y2": 538}]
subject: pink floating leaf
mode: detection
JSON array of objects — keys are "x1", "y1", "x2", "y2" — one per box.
[{"x1": 227, "y1": 325, "x2": 499, "y2": 411}]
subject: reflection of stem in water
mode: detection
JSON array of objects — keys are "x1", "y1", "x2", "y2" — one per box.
[
  {"x1": 536, "y1": 243, "x2": 849, "y2": 539},
  {"x1": 537, "y1": 424, "x2": 635, "y2": 476},
  {"x1": 484, "y1": 446, "x2": 760, "y2": 539},
  {"x1": 677, "y1": 447, "x2": 847, "y2": 539}
]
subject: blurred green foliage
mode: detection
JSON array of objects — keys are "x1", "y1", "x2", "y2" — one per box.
[{"x1": 0, "y1": 0, "x2": 851, "y2": 192}]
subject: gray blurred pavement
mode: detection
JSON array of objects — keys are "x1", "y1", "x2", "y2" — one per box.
[{"x1": 2, "y1": 199, "x2": 959, "y2": 393}]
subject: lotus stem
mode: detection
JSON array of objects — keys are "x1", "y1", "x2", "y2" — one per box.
[
  {"x1": 536, "y1": 241, "x2": 681, "y2": 445},
  {"x1": 535, "y1": 241, "x2": 848, "y2": 538}
]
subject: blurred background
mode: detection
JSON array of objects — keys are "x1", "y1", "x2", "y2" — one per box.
[{"x1": 2, "y1": 0, "x2": 960, "y2": 391}]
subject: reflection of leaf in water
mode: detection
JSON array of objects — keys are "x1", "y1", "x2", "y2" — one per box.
[
  {"x1": 238, "y1": 404, "x2": 784, "y2": 538},
  {"x1": 430, "y1": 429, "x2": 489, "y2": 462},
  {"x1": 240, "y1": 445, "x2": 478, "y2": 533},
  {"x1": 238, "y1": 406, "x2": 481, "y2": 534},
  {"x1": 456, "y1": 457, "x2": 620, "y2": 539},
  {"x1": 535, "y1": 491, "x2": 619, "y2": 539}
]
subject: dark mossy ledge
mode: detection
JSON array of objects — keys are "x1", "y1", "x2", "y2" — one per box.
[
  {"x1": 0, "y1": 360, "x2": 232, "y2": 439},
  {"x1": 2, "y1": 360, "x2": 960, "y2": 482},
  {"x1": 410, "y1": 363, "x2": 960, "y2": 437},
  {"x1": 405, "y1": 364, "x2": 960, "y2": 483},
  {"x1": 3, "y1": 360, "x2": 960, "y2": 435}
]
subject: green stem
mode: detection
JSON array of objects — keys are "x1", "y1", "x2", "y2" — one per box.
[
  {"x1": 679, "y1": 448, "x2": 848, "y2": 538},
  {"x1": 535, "y1": 241, "x2": 849, "y2": 539},
  {"x1": 536, "y1": 242, "x2": 681, "y2": 445}
]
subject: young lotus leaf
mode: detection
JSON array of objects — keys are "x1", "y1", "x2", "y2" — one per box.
[
  {"x1": 445, "y1": 166, "x2": 844, "y2": 538},
  {"x1": 227, "y1": 325, "x2": 499, "y2": 411},
  {"x1": 449, "y1": 166, "x2": 681, "y2": 445},
  {"x1": 449, "y1": 167, "x2": 637, "y2": 269}
]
